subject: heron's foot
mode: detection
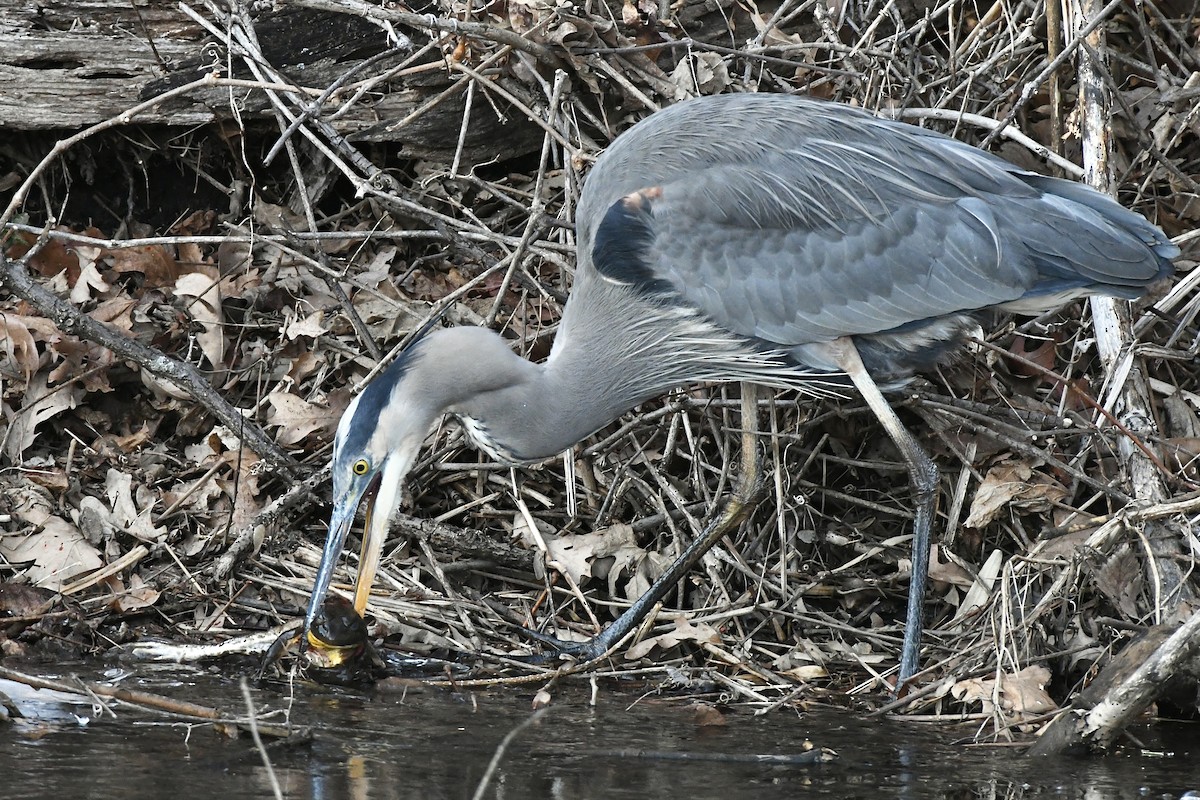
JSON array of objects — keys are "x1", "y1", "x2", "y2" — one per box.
[{"x1": 510, "y1": 625, "x2": 609, "y2": 665}]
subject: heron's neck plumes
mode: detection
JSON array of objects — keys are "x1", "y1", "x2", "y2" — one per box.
[
  {"x1": 413, "y1": 298, "x2": 705, "y2": 463},
  {"x1": 416, "y1": 277, "x2": 814, "y2": 463},
  {"x1": 411, "y1": 326, "x2": 620, "y2": 463},
  {"x1": 416, "y1": 330, "x2": 640, "y2": 463}
]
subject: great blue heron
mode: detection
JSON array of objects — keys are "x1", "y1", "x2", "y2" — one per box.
[{"x1": 303, "y1": 93, "x2": 1177, "y2": 685}]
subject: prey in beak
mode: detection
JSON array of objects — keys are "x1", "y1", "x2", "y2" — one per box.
[
  {"x1": 297, "y1": 326, "x2": 500, "y2": 665},
  {"x1": 302, "y1": 397, "x2": 420, "y2": 660}
]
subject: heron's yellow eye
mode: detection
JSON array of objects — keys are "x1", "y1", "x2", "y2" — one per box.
[{"x1": 352, "y1": 459, "x2": 369, "y2": 476}]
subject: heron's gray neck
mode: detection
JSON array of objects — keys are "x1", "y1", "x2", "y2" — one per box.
[
  {"x1": 413, "y1": 324, "x2": 662, "y2": 464},
  {"x1": 417, "y1": 287, "x2": 705, "y2": 462},
  {"x1": 454, "y1": 364, "x2": 631, "y2": 463},
  {"x1": 415, "y1": 276, "x2": 800, "y2": 462}
]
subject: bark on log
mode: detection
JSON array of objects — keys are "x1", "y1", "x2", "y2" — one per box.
[
  {"x1": 0, "y1": 1, "x2": 543, "y2": 163},
  {"x1": 1027, "y1": 617, "x2": 1200, "y2": 755},
  {"x1": 0, "y1": 0, "x2": 816, "y2": 161}
]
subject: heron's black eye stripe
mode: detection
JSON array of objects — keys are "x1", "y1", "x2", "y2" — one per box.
[{"x1": 352, "y1": 459, "x2": 369, "y2": 475}]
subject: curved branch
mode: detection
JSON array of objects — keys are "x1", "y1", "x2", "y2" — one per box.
[{"x1": 0, "y1": 252, "x2": 298, "y2": 476}]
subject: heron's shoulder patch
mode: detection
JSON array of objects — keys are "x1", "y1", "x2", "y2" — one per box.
[{"x1": 592, "y1": 189, "x2": 673, "y2": 295}]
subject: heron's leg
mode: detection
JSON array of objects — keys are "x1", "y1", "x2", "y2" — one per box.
[
  {"x1": 827, "y1": 337, "x2": 937, "y2": 687},
  {"x1": 526, "y1": 383, "x2": 762, "y2": 662}
]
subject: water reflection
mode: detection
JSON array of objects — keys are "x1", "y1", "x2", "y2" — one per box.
[{"x1": 1, "y1": 669, "x2": 1196, "y2": 799}]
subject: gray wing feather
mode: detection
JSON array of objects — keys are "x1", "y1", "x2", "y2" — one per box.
[
  {"x1": 582, "y1": 94, "x2": 1174, "y2": 348},
  {"x1": 644, "y1": 150, "x2": 1026, "y2": 344}
]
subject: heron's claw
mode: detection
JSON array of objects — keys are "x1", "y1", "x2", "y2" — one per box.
[{"x1": 510, "y1": 626, "x2": 607, "y2": 665}]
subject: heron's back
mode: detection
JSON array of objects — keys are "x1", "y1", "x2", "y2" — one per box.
[{"x1": 566, "y1": 93, "x2": 1176, "y2": 380}]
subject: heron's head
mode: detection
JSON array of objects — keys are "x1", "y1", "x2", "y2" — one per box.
[
  {"x1": 302, "y1": 326, "x2": 536, "y2": 649},
  {"x1": 303, "y1": 354, "x2": 435, "y2": 640}
]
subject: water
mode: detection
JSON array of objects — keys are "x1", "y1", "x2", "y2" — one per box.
[{"x1": 2, "y1": 666, "x2": 1197, "y2": 799}]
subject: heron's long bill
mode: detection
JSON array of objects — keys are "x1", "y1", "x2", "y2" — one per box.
[{"x1": 304, "y1": 456, "x2": 407, "y2": 638}]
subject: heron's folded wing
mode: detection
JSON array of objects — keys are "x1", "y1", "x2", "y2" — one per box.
[{"x1": 590, "y1": 135, "x2": 1170, "y2": 346}]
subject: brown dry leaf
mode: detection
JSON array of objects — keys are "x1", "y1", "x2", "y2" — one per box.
[
  {"x1": 1093, "y1": 544, "x2": 1143, "y2": 619},
  {"x1": 286, "y1": 351, "x2": 323, "y2": 385},
  {"x1": 950, "y1": 665, "x2": 1057, "y2": 716},
  {"x1": 139, "y1": 369, "x2": 191, "y2": 401},
  {"x1": 621, "y1": 0, "x2": 639, "y2": 25},
  {"x1": 107, "y1": 245, "x2": 180, "y2": 289},
  {"x1": 508, "y1": 0, "x2": 543, "y2": 32},
  {"x1": 112, "y1": 424, "x2": 155, "y2": 453},
  {"x1": 284, "y1": 309, "x2": 329, "y2": 340},
  {"x1": 253, "y1": 201, "x2": 305, "y2": 230},
  {"x1": 174, "y1": 271, "x2": 224, "y2": 369},
  {"x1": 216, "y1": 267, "x2": 260, "y2": 302},
  {"x1": 744, "y1": 0, "x2": 806, "y2": 47},
  {"x1": 89, "y1": 296, "x2": 137, "y2": 331},
  {"x1": 3, "y1": 485, "x2": 102, "y2": 591},
  {"x1": 1171, "y1": 187, "x2": 1200, "y2": 223},
  {"x1": 778, "y1": 664, "x2": 830, "y2": 681},
  {"x1": 3, "y1": 373, "x2": 80, "y2": 462},
  {"x1": 1162, "y1": 390, "x2": 1200, "y2": 439},
  {"x1": 1006, "y1": 334, "x2": 1059, "y2": 379},
  {"x1": 175, "y1": 429, "x2": 258, "y2": 519},
  {"x1": 113, "y1": 572, "x2": 161, "y2": 612},
  {"x1": 356, "y1": 281, "x2": 411, "y2": 328},
  {"x1": 1164, "y1": 437, "x2": 1200, "y2": 480},
  {"x1": 266, "y1": 390, "x2": 335, "y2": 445},
  {"x1": 354, "y1": 245, "x2": 397, "y2": 288},
  {"x1": 216, "y1": 239, "x2": 252, "y2": 275},
  {"x1": 625, "y1": 619, "x2": 721, "y2": 660},
  {"x1": 25, "y1": 468, "x2": 68, "y2": 494},
  {"x1": 927, "y1": 544, "x2": 974, "y2": 589},
  {"x1": 24, "y1": 235, "x2": 80, "y2": 280},
  {"x1": 161, "y1": 473, "x2": 224, "y2": 518},
  {"x1": 6, "y1": 313, "x2": 60, "y2": 344},
  {"x1": 0, "y1": 314, "x2": 40, "y2": 381},
  {"x1": 773, "y1": 638, "x2": 832, "y2": 671},
  {"x1": 0, "y1": 517, "x2": 103, "y2": 591},
  {"x1": 177, "y1": 241, "x2": 205, "y2": 268},
  {"x1": 69, "y1": 244, "x2": 109, "y2": 303},
  {"x1": 220, "y1": 459, "x2": 264, "y2": 536},
  {"x1": 104, "y1": 468, "x2": 167, "y2": 542},
  {"x1": 612, "y1": 549, "x2": 670, "y2": 602},
  {"x1": 354, "y1": 265, "x2": 421, "y2": 341},
  {"x1": 964, "y1": 460, "x2": 1067, "y2": 529},
  {"x1": 0, "y1": 582, "x2": 56, "y2": 617},
  {"x1": 46, "y1": 335, "x2": 114, "y2": 392},
  {"x1": 76, "y1": 495, "x2": 116, "y2": 545},
  {"x1": 541, "y1": 524, "x2": 658, "y2": 600},
  {"x1": 171, "y1": 210, "x2": 216, "y2": 237},
  {"x1": 1035, "y1": 525, "x2": 1093, "y2": 560},
  {"x1": 543, "y1": 524, "x2": 638, "y2": 582},
  {"x1": 819, "y1": 639, "x2": 887, "y2": 665},
  {"x1": 183, "y1": 432, "x2": 222, "y2": 467},
  {"x1": 670, "y1": 52, "x2": 731, "y2": 100}
]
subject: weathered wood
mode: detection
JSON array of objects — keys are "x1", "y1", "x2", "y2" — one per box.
[
  {"x1": 0, "y1": 1, "x2": 542, "y2": 162},
  {"x1": 0, "y1": 0, "x2": 807, "y2": 155},
  {"x1": 1027, "y1": 618, "x2": 1200, "y2": 755}
]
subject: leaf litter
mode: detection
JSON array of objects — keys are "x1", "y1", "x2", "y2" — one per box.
[{"x1": 0, "y1": 0, "x2": 1198, "y2": 739}]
